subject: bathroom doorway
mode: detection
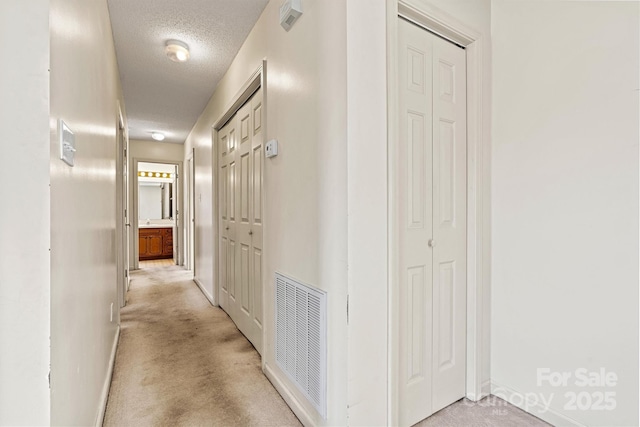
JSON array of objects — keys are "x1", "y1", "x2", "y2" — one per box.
[{"x1": 133, "y1": 160, "x2": 182, "y2": 269}]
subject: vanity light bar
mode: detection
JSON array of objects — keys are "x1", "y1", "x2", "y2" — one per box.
[{"x1": 138, "y1": 171, "x2": 173, "y2": 178}]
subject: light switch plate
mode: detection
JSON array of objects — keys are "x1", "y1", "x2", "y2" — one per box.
[
  {"x1": 265, "y1": 139, "x2": 278, "y2": 158},
  {"x1": 59, "y1": 119, "x2": 75, "y2": 167}
]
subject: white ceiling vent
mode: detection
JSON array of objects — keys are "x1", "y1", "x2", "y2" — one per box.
[{"x1": 275, "y1": 272, "x2": 326, "y2": 419}]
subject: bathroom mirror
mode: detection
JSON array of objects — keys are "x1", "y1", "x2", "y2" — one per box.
[
  {"x1": 138, "y1": 162, "x2": 176, "y2": 221},
  {"x1": 139, "y1": 182, "x2": 173, "y2": 220}
]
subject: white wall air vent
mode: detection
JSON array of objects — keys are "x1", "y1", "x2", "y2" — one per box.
[{"x1": 275, "y1": 272, "x2": 326, "y2": 419}]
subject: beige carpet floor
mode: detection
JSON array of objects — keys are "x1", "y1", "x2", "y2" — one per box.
[
  {"x1": 103, "y1": 265, "x2": 301, "y2": 427},
  {"x1": 415, "y1": 396, "x2": 552, "y2": 427}
]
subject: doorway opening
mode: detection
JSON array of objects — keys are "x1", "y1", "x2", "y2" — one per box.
[
  {"x1": 116, "y1": 104, "x2": 129, "y2": 308},
  {"x1": 388, "y1": 1, "x2": 491, "y2": 425},
  {"x1": 132, "y1": 159, "x2": 183, "y2": 270},
  {"x1": 394, "y1": 17, "x2": 467, "y2": 426}
]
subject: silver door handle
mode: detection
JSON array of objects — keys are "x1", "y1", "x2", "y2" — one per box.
[
  {"x1": 428, "y1": 239, "x2": 436, "y2": 248},
  {"x1": 248, "y1": 230, "x2": 253, "y2": 235},
  {"x1": 225, "y1": 226, "x2": 229, "y2": 230}
]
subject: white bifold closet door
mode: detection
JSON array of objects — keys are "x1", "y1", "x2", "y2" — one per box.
[
  {"x1": 397, "y1": 18, "x2": 467, "y2": 426},
  {"x1": 218, "y1": 88, "x2": 264, "y2": 354}
]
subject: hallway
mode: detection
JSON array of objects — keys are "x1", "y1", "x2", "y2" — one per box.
[{"x1": 103, "y1": 265, "x2": 300, "y2": 426}]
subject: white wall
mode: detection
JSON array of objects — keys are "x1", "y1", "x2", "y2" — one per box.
[
  {"x1": 130, "y1": 139, "x2": 184, "y2": 162},
  {"x1": 0, "y1": 0, "x2": 51, "y2": 424},
  {"x1": 49, "y1": 0, "x2": 126, "y2": 424},
  {"x1": 184, "y1": 0, "x2": 348, "y2": 424},
  {"x1": 345, "y1": 1, "x2": 388, "y2": 424},
  {"x1": 491, "y1": 1, "x2": 639, "y2": 426}
]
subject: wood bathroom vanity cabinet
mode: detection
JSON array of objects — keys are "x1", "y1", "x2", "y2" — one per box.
[{"x1": 139, "y1": 227, "x2": 173, "y2": 260}]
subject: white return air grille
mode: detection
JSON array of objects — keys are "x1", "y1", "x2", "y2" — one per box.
[{"x1": 275, "y1": 273, "x2": 327, "y2": 419}]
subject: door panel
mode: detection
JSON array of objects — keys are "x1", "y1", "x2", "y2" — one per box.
[
  {"x1": 249, "y1": 90, "x2": 264, "y2": 340},
  {"x1": 219, "y1": 122, "x2": 231, "y2": 311},
  {"x1": 148, "y1": 235, "x2": 162, "y2": 256},
  {"x1": 173, "y1": 165, "x2": 179, "y2": 265},
  {"x1": 139, "y1": 235, "x2": 148, "y2": 257},
  {"x1": 431, "y1": 34, "x2": 467, "y2": 413},
  {"x1": 240, "y1": 153, "x2": 250, "y2": 222},
  {"x1": 398, "y1": 19, "x2": 434, "y2": 426},
  {"x1": 240, "y1": 243, "x2": 250, "y2": 314},
  {"x1": 217, "y1": 88, "x2": 264, "y2": 354},
  {"x1": 253, "y1": 145, "x2": 262, "y2": 224},
  {"x1": 253, "y1": 248, "x2": 263, "y2": 327},
  {"x1": 229, "y1": 239, "x2": 236, "y2": 300},
  {"x1": 397, "y1": 18, "x2": 467, "y2": 426},
  {"x1": 235, "y1": 101, "x2": 254, "y2": 341}
]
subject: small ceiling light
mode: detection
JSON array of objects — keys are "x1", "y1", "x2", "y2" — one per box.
[
  {"x1": 151, "y1": 132, "x2": 165, "y2": 141},
  {"x1": 163, "y1": 173, "x2": 168, "y2": 178},
  {"x1": 140, "y1": 172, "x2": 146, "y2": 177},
  {"x1": 165, "y1": 40, "x2": 190, "y2": 62},
  {"x1": 155, "y1": 173, "x2": 161, "y2": 178}
]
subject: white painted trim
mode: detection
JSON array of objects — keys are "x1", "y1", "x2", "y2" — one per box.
[
  {"x1": 132, "y1": 158, "x2": 184, "y2": 270},
  {"x1": 213, "y1": 63, "x2": 264, "y2": 130},
  {"x1": 186, "y1": 148, "x2": 196, "y2": 274},
  {"x1": 94, "y1": 325, "x2": 120, "y2": 427},
  {"x1": 211, "y1": 123, "x2": 220, "y2": 310},
  {"x1": 116, "y1": 101, "x2": 127, "y2": 309},
  {"x1": 193, "y1": 277, "x2": 215, "y2": 306},
  {"x1": 387, "y1": 0, "x2": 491, "y2": 423},
  {"x1": 491, "y1": 382, "x2": 585, "y2": 427},
  {"x1": 398, "y1": 0, "x2": 480, "y2": 45},
  {"x1": 386, "y1": 3, "x2": 401, "y2": 423},
  {"x1": 264, "y1": 362, "x2": 313, "y2": 426}
]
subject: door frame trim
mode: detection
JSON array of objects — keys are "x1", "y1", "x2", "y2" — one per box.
[
  {"x1": 132, "y1": 158, "x2": 184, "y2": 270},
  {"x1": 387, "y1": 0, "x2": 491, "y2": 422},
  {"x1": 115, "y1": 101, "x2": 128, "y2": 309},
  {"x1": 212, "y1": 60, "x2": 266, "y2": 338},
  {"x1": 186, "y1": 147, "x2": 196, "y2": 274}
]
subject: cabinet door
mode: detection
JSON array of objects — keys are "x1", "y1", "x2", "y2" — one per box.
[
  {"x1": 139, "y1": 235, "x2": 149, "y2": 257},
  {"x1": 148, "y1": 234, "x2": 163, "y2": 256}
]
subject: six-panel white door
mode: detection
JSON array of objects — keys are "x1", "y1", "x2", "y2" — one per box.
[
  {"x1": 397, "y1": 18, "x2": 467, "y2": 426},
  {"x1": 218, "y1": 88, "x2": 264, "y2": 354}
]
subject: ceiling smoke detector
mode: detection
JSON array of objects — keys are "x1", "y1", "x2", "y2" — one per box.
[
  {"x1": 165, "y1": 40, "x2": 190, "y2": 62},
  {"x1": 280, "y1": 0, "x2": 302, "y2": 31}
]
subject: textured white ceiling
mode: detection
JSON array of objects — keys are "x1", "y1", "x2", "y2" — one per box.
[{"x1": 107, "y1": 0, "x2": 269, "y2": 144}]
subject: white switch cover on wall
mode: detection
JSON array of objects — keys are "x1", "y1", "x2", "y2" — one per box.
[
  {"x1": 59, "y1": 119, "x2": 76, "y2": 167},
  {"x1": 265, "y1": 139, "x2": 278, "y2": 158}
]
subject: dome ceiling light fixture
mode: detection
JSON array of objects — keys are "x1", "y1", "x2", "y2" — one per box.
[
  {"x1": 151, "y1": 132, "x2": 165, "y2": 141},
  {"x1": 165, "y1": 39, "x2": 190, "y2": 63}
]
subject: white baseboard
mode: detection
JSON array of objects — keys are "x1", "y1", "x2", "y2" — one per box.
[
  {"x1": 193, "y1": 277, "x2": 214, "y2": 306},
  {"x1": 491, "y1": 381, "x2": 584, "y2": 427},
  {"x1": 95, "y1": 325, "x2": 120, "y2": 427},
  {"x1": 466, "y1": 379, "x2": 491, "y2": 402},
  {"x1": 264, "y1": 362, "x2": 315, "y2": 426}
]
